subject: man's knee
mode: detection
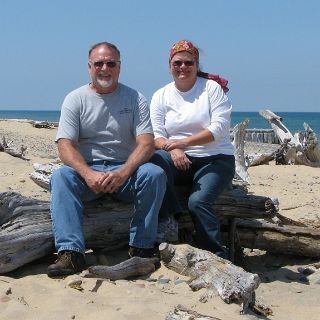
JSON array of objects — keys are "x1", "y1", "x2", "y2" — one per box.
[
  {"x1": 50, "y1": 166, "x2": 77, "y2": 188},
  {"x1": 139, "y1": 163, "x2": 167, "y2": 185}
]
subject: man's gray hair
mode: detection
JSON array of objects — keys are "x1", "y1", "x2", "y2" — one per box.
[{"x1": 88, "y1": 42, "x2": 121, "y2": 58}]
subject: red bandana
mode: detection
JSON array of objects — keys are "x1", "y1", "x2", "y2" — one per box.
[
  {"x1": 169, "y1": 40, "x2": 229, "y2": 93},
  {"x1": 169, "y1": 40, "x2": 199, "y2": 62}
]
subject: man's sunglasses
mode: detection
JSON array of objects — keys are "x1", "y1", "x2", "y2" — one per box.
[
  {"x1": 172, "y1": 60, "x2": 195, "y2": 67},
  {"x1": 89, "y1": 60, "x2": 120, "y2": 69}
]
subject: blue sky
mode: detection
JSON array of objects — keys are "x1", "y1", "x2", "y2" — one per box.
[{"x1": 1, "y1": 0, "x2": 319, "y2": 112}]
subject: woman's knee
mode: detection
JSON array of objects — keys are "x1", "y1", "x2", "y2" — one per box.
[
  {"x1": 150, "y1": 150, "x2": 171, "y2": 166},
  {"x1": 188, "y1": 194, "x2": 203, "y2": 214}
]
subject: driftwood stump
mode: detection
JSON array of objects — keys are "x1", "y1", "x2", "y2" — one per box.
[{"x1": 232, "y1": 119, "x2": 250, "y2": 182}]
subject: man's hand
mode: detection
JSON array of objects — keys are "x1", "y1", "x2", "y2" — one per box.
[
  {"x1": 83, "y1": 170, "x2": 127, "y2": 194},
  {"x1": 83, "y1": 170, "x2": 108, "y2": 193},
  {"x1": 97, "y1": 170, "x2": 127, "y2": 193},
  {"x1": 169, "y1": 149, "x2": 192, "y2": 171}
]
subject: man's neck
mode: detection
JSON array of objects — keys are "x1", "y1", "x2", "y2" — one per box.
[{"x1": 89, "y1": 82, "x2": 118, "y2": 94}]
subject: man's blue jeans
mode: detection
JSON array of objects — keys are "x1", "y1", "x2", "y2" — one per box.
[
  {"x1": 150, "y1": 150, "x2": 235, "y2": 257},
  {"x1": 49, "y1": 161, "x2": 166, "y2": 254}
]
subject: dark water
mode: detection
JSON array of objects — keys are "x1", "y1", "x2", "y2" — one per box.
[
  {"x1": 0, "y1": 110, "x2": 61, "y2": 122},
  {"x1": 0, "y1": 110, "x2": 319, "y2": 137}
]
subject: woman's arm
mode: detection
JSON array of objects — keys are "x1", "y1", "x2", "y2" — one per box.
[{"x1": 162, "y1": 129, "x2": 213, "y2": 151}]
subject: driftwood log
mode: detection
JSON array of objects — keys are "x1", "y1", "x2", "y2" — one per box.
[
  {"x1": 32, "y1": 120, "x2": 54, "y2": 129},
  {"x1": 245, "y1": 152, "x2": 275, "y2": 167},
  {"x1": 84, "y1": 256, "x2": 160, "y2": 280},
  {"x1": 0, "y1": 185, "x2": 278, "y2": 274},
  {"x1": 228, "y1": 219, "x2": 320, "y2": 258},
  {"x1": 259, "y1": 109, "x2": 320, "y2": 167},
  {"x1": 178, "y1": 215, "x2": 320, "y2": 259},
  {"x1": 0, "y1": 136, "x2": 27, "y2": 159},
  {"x1": 30, "y1": 163, "x2": 278, "y2": 220},
  {"x1": 159, "y1": 243, "x2": 260, "y2": 313}
]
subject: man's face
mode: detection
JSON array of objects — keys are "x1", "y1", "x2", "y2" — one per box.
[{"x1": 88, "y1": 45, "x2": 121, "y2": 93}]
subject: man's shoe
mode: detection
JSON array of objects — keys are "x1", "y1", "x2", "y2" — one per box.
[{"x1": 47, "y1": 251, "x2": 86, "y2": 277}]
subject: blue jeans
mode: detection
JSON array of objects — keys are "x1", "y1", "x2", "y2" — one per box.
[
  {"x1": 150, "y1": 150, "x2": 235, "y2": 257},
  {"x1": 49, "y1": 161, "x2": 166, "y2": 254}
]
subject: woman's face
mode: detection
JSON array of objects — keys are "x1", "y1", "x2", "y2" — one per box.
[{"x1": 169, "y1": 51, "x2": 198, "y2": 84}]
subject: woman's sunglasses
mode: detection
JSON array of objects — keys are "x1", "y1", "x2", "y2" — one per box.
[
  {"x1": 172, "y1": 60, "x2": 195, "y2": 67},
  {"x1": 89, "y1": 60, "x2": 120, "y2": 69}
]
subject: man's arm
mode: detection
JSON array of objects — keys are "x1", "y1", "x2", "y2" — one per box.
[
  {"x1": 98, "y1": 133, "x2": 155, "y2": 193},
  {"x1": 57, "y1": 138, "x2": 106, "y2": 193}
]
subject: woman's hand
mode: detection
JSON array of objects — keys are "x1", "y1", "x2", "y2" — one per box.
[
  {"x1": 169, "y1": 149, "x2": 192, "y2": 171},
  {"x1": 162, "y1": 139, "x2": 188, "y2": 151}
]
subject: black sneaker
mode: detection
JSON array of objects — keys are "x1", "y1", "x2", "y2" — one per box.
[{"x1": 47, "y1": 251, "x2": 86, "y2": 277}]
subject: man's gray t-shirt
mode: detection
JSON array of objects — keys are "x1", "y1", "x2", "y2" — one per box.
[{"x1": 56, "y1": 83, "x2": 153, "y2": 162}]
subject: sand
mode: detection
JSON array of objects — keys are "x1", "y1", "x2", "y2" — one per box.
[{"x1": 0, "y1": 119, "x2": 319, "y2": 320}]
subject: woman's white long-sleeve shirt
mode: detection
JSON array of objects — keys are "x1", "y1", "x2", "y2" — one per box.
[{"x1": 150, "y1": 77, "x2": 235, "y2": 157}]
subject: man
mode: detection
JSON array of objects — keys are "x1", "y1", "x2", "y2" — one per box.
[{"x1": 48, "y1": 42, "x2": 166, "y2": 277}]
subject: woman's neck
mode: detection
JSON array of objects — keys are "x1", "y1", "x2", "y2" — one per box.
[{"x1": 174, "y1": 77, "x2": 197, "y2": 92}]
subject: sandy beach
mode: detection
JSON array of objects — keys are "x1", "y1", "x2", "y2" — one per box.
[{"x1": 1, "y1": 120, "x2": 320, "y2": 320}]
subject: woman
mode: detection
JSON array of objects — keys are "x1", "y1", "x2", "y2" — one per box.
[{"x1": 150, "y1": 40, "x2": 235, "y2": 258}]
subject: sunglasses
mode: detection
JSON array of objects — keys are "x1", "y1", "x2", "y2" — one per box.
[
  {"x1": 172, "y1": 60, "x2": 195, "y2": 67},
  {"x1": 89, "y1": 60, "x2": 119, "y2": 69}
]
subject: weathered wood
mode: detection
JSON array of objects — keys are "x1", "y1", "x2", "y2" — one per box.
[
  {"x1": 178, "y1": 215, "x2": 320, "y2": 259},
  {"x1": 246, "y1": 152, "x2": 275, "y2": 167},
  {"x1": 30, "y1": 162, "x2": 60, "y2": 189},
  {"x1": 228, "y1": 219, "x2": 320, "y2": 258},
  {"x1": 303, "y1": 122, "x2": 320, "y2": 164},
  {"x1": 166, "y1": 304, "x2": 221, "y2": 320},
  {"x1": 32, "y1": 120, "x2": 53, "y2": 129},
  {"x1": 0, "y1": 136, "x2": 27, "y2": 159},
  {"x1": 242, "y1": 129, "x2": 279, "y2": 144},
  {"x1": 1, "y1": 189, "x2": 319, "y2": 274},
  {"x1": 0, "y1": 188, "x2": 277, "y2": 274},
  {"x1": 232, "y1": 119, "x2": 251, "y2": 183},
  {"x1": 29, "y1": 163, "x2": 278, "y2": 219},
  {"x1": 159, "y1": 243, "x2": 260, "y2": 313},
  {"x1": 259, "y1": 109, "x2": 300, "y2": 146},
  {"x1": 83, "y1": 256, "x2": 159, "y2": 280},
  {"x1": 259, "y1": 109, "x2": 320, "y2": 167}
]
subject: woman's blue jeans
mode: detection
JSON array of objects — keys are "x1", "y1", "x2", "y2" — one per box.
[
  {"x1": 49, "y1": 162, "x2": 166, "y2": 254},
  {"x1": 150, "y1": 150, "x2": 235, "y2": 257}
]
